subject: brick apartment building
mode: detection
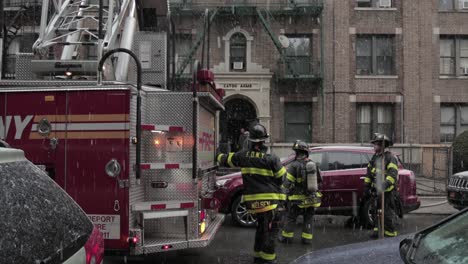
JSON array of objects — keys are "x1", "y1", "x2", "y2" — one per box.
[
  {"x1": 170, "y1": 0, "x2": 468, "y2": 149},
  {"x1": 3, "y1": 0, "x2": 468, "y2": 149}
]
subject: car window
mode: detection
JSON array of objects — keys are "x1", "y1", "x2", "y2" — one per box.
[
  {"x1": 309, "y1": 152, "x2": 324, "y2": 171},
  {"x1": 413, "y1": 211, "x2": 468, "y2": 263},
  {"x1": 326, "y1": 151, "x2": 368, "y2": 171},
  {"x1": 0, "y1": 155, "x2": 93, "y2": 263}
]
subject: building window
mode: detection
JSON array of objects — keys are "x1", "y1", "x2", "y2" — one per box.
[
  {"x1": 439, "y1": 0, "x2": 455, "y2": 10},
  {"x1": 284, "y1": 103, "x2": 311, "y2": 142},
  {"x1": 175, "y1": 34, "x2": 192, "y2": 75},
  {"x1": 440, "y1": 37, "x2": 468, "y2": 76},
  {"x1": 440, "y1": 105, "x2": 468, "y2": 142},
  {"x1": 439, "y1": 0, "x2": 468, "y2": 10},
  {"x1": 357, "y1": 104, "x2": 394, "y2": 143},
  {"x1": 230, "y1": 33, "x2": 247, "y2": 72},
  {"x1": 356, "y1": 35, "x2": 395, "y2": 75},
  {"x1": 357, "y1": 0, "x2": 392, "y2": 8},
  {"x1": 285, "y1": 36, "x2": 312, "y2": 75}
]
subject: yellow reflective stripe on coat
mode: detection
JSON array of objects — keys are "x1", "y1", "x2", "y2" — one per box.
[
  {"x1": 301, "y1": 232, "x2": 313, "y2": 240},
  {"x1": 217, "y1": 154, "x2": 223, "y2": 163},
  {"x1": 371, "y1": 168, "x2": 376, "y2": 173},
  {"x1": 364, "y1": 177, "x2": 372, "y2": 183},
  {"x1": 249, "y1": 204, "x2": 277, "y2": 213},
  {"x1": 254, "y1": 251, "x2": 262, "y2": 258},
  {"x1": 288, "y1": 194, "x2": 307, "y2": 200},
  {"x1": 286, "y1": 172, "x2": 296, "y2": 182},
  {"x1": 282, "y1": 230, "x2": 294, "y2": 238},
  {"x1": 385, "y1": 185, "x2": 395, "y2": 192},
  {"x1": 242, "y1": 193, "x2": 287, "y2": 201},
  {"x1": 227, "y1": 153, "x2": 235, "y2": 168},
  {"x1": 386, "y1": 162, "x2": 398, "y2": 171},
  {"x1": 241, "y1": 167, "x2": 274, "y2": 177},
  {"x1": 275, "y1": 167, "x2": 287, "y2": 178},
  {"x1": 386, "y1": 175, "x2": 396, "y2": 184},
  {"x1": 259, "y1": 252, "x2": 276, "y2": 261}
]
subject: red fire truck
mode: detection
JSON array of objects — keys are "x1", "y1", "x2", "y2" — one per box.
[
  {"x1": 0, "y1": 78, "x2": 225, "y2": 256},
  {"x1": 0, "y1": 0, "x2": 228, "y2": 258}
]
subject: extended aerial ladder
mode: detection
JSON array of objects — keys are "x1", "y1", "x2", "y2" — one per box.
[{"x1": 31, "y1": 0, "x2": 140, "y2": 80}]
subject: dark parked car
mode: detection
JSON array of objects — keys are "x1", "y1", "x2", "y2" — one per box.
[
  {"x1": 214, "y1": 146, "x2": 420, "y2": 227},
  {"x1": 290, "y1": 207, "x2": 468, "y2": 264},
  {"x1": 447, "y1": 171, "x2": 468, "y2": 210},
  {"x1": 0, "y1": 146, "x2": 104, "y2": 264}
]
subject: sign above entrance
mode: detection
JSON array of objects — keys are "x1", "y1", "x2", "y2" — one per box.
[{"x1": 219, "y1": 82, "x2": 260, "y2": 90}]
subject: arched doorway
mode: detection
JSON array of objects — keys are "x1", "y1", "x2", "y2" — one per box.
[{"x1": 220, "y1": 98, "x2": 257, "y2": 152}]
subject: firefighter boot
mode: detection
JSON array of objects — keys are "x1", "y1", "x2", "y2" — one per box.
[{"x1": 370, "y1": 227, "x2": 379, "y2": 239}]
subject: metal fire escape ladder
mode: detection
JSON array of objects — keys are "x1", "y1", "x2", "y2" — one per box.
[
  {"x1": 175, "y1": 8, "x2": 218, "y2": 79},
  {"x1": 33, "y1": 0, "x2": 133, "y2": 59},
  {"x1": 255, "y1": 8, "x2": 295, "y2": 77}
]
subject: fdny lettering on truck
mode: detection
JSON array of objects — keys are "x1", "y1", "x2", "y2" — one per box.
[{"x1": 0, "y1": 115, "x2": 33, "y2": 139}]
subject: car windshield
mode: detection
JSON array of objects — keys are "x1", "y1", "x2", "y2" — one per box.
[
  {"x1": 413, "y1": 211, "x2": 468, "y2": 264},
  {"x1": 0, "y1": 159, "x2": 93, "y2": 263}
]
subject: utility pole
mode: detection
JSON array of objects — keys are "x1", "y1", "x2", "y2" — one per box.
[{"x1": 379, "y1": 144, "x2": 385, "y2": 239}]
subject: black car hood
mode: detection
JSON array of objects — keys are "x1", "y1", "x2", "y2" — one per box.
[
  {"x1": 0, "y1": 160, "x2": 93, "y2": 263},
  {"x1": 290, "y1": 236, "x2": 404, "y2": 264}
]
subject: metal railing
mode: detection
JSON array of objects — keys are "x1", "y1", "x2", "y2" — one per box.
[
  {"x1": 277, "y1": 58, "x2": 321, "y2": 78},
  {"x1": 169, "y1": 0, "x2": 323, "y2": 10}
]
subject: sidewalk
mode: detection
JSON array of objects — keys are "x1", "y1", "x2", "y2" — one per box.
[
  {"x1": 416, "y1": 176, "x2": 446, "y2": 196},
  {"x1": 410, "y1": 196, "x2": 459, "y2": 215}
]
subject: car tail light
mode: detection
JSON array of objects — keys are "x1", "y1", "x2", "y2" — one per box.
[{"x1": 85, "y1": 226, "x2": 104, "y2": 264}]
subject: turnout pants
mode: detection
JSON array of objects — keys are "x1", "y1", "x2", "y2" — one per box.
[
  {"x1": 254, "y1": 210, "x2": 277, "y2": 262},
  {"x1": 374, "y1": 191, "x2": 397, "y2": 236},
  {"x1": 281, "y1": 204, "x2": 315, "y2": 242}
]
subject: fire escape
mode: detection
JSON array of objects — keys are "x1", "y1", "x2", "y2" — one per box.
[
  {"x1": 168, "y1": 0, "x2": 324, "y2": 97},
  {"x1": 2, "y1": 0, "x2": 41, "y2": 79}
]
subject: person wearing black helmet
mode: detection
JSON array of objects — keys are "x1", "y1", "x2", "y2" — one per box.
[
  {"x1": 217, "y1": 123, "x2": 287, "y2": 264},
  {"x1": 362, "y1": 133, "x2": 399, "y2": 238},
  {"x1": 278, "y1": 140, "x2": 322, "y2": 245}
]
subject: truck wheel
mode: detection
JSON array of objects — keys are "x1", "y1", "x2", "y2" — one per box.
[
  {"x1": 231, "y1": 195, "x2": 256, "y2": 228},
  {"x1": 359, "y1": 198, "x2": 377, "y2": 229}
]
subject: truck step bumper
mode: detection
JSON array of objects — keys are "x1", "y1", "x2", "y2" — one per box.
[{"x1": 134, "y1": 213, "x2": 225, "y2": 255}]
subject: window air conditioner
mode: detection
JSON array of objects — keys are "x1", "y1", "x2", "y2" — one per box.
[
  {"x1": 463, "y1": 0, "x2": 468, "y2": 9},
  {"x1": 233, "y1": 62, "x2": 244, "y2": 70},
  {"x1": 379, "y1": 0, "x2": 391, "y2": 8},
  {"x1": 462, "y1": 67, "x2": 468, "y2": 75}
]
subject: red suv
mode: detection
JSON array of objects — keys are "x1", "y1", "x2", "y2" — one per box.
[{"x1": 214, "y1": 146, "x2": 420, "y2": 227}]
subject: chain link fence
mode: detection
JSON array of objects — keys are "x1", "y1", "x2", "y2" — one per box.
[{"x1": 397, "y1": 145, "x2": 451, "y2": 196}]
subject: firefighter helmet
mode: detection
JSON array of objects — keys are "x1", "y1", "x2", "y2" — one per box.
[
  {"x1": 292, "y1": 140, "x2": 309, "y2": 156},
  {"x1": 248, "y1": 123, "x2": 269, "y2": 142},
  {"x1": 370, "y1": 133, "x2": 393, "y2": 147}
]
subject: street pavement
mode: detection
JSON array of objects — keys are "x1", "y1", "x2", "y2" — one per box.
[
  {"x1": 105, "y1": 213, "x2": 449, "y2": 264},
  {"x1": 105, "y1": 179, "x2": 459, "y2": 264}
]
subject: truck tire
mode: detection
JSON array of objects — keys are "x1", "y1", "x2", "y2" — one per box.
[{"x1": 231, "y1": 195, "x2": 256, "y2": 228}]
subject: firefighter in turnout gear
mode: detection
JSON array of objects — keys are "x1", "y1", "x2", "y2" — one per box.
[
  {"x1": 217, "y1": 123, "x2": 287, "y2": 264},
  {"x1": 362, "y1": 133, "x2": 399, "y2": 238},
  {"x1": 279, "y1": 141, "x2": 322, "y2": 245}
]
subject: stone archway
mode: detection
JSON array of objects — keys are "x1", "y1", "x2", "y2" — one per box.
[{"x1": 220, "y1": 98, "x2": 257, "y2": 152}]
